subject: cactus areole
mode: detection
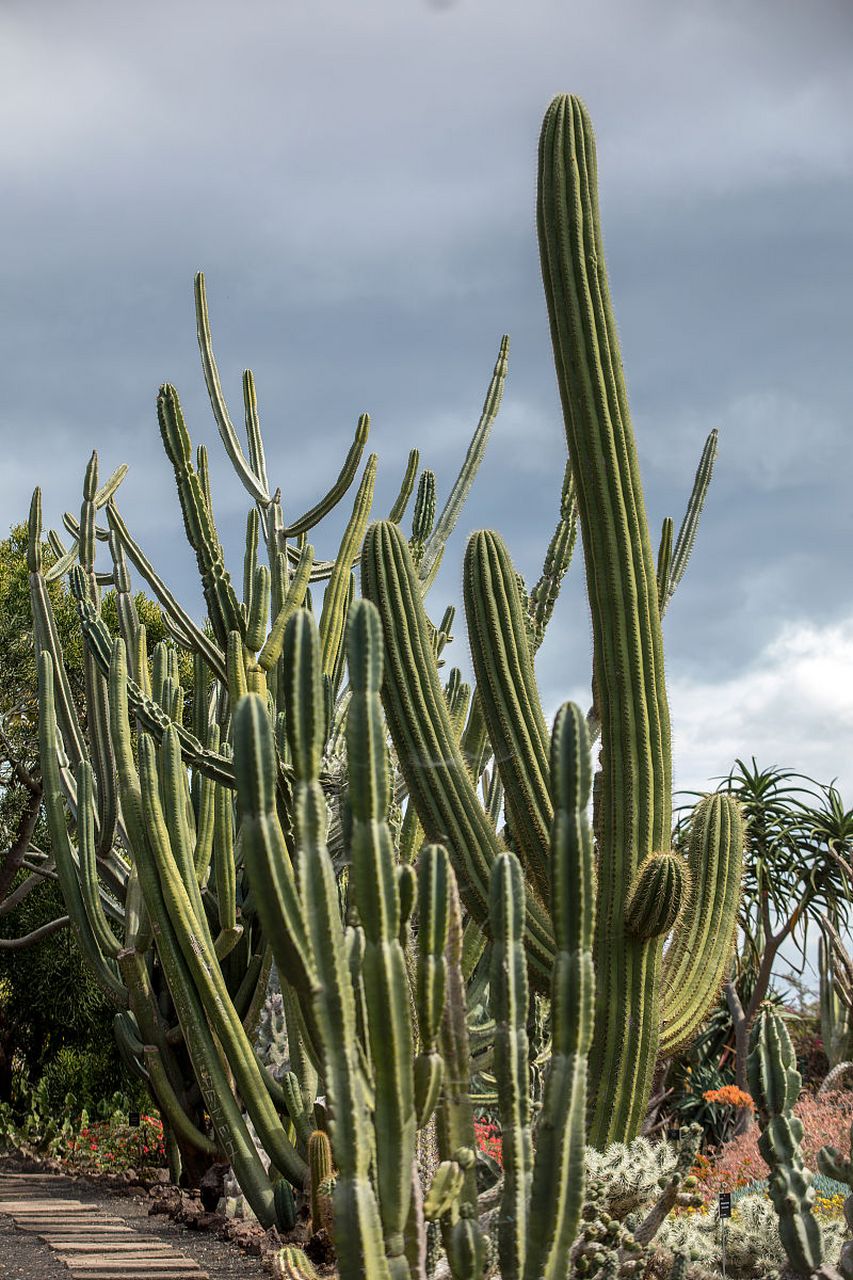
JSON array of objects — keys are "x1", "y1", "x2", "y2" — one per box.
[{"x1": 538, "y1": 93, "x2": 673, "y2": 1144}]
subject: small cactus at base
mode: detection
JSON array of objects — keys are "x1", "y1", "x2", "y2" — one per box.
[
  {"x1": 309, "y1": 1130, "x2": 336, "y2": 1235},
  {"x1": 272, "y1": 1246, "x2": 323, "y2": 1280}
]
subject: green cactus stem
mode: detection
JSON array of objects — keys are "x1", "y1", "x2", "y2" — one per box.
[
  {"x1": 523, "y1": 702, "x2": 595, "y2": 1280},
  {"x1": 538, "y1": 93, "x2": 672, "y2": 1142},
  {"x1": 748, "y1": 1004, "x2": 824, "y2": 1275}
]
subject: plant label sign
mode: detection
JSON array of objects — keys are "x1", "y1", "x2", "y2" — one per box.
[
  {"x1": 129, "y1": 1110, "x2": 140, "y2": 1128},
  {"x1": 718, "y1": 1191, "x2": 732, "y2": 1219}
]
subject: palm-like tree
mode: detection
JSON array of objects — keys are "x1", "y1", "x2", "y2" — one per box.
[{"x1": 676, "y1": 759, "x2": 853, "y2": 1112}]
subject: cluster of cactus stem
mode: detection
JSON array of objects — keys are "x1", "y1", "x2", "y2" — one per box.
[{"x1": 28, "y1": 89, "x2": 755, "y2": 1278}]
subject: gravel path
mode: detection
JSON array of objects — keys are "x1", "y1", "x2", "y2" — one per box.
[{"x1": 0, "y1": 1166, "x2": 271, "y2": 1280}]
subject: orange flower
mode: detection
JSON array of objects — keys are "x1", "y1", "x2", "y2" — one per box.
[{"x1": 702, "y1": 1085, "x2": 755, "y2": 1110}]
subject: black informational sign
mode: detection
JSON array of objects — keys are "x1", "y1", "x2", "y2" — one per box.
[
  {"x1": 128, "y1": 1110, "x2": 140, "y2": 1128},
  {"x1": 719, "y1": 1191, "x2": 732, "y2": 1219},
  {"x1": 667, "y1": 1125, "x2": 680, "y2": 1141}
]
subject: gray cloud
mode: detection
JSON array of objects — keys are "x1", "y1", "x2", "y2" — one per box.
[{"x1": 1, "y1": 0, "x2": 851, "y2": 797}]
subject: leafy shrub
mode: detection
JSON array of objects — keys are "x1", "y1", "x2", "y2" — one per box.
[{"x1": 38, "y1": 1044, "x2": 145, "y2": 1119}]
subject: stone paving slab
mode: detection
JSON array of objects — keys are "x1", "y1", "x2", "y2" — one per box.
[{"x1": 0, "y1": 1178, "x2": 209, "y2": 1279}]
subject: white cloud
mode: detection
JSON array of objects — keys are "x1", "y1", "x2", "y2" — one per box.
[{"x1": 669, "y1": 615, "x2": 853, "y2": 800}]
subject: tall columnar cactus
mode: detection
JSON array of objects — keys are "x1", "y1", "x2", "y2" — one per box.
[
  {"x1": 820, "y1": 929, "x2": 853, "y2": 1070},
  {"x1": 360, "y1": 90, "x2": 740, "y2": 1149},
  {"x1": 538, "y1": 91, "x2": 672, "y2": 1143},
  {"x1": 748, "y1": 1003, "x2": 824, "y2": 1276}
]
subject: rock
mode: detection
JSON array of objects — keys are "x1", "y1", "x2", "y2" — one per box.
[{"x1": 199, "y1": 1161, "x2": 230, "y2": 1211}]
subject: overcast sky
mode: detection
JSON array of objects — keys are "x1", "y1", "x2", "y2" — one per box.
[{"x1": 1, "y1": 0, "x2": 852, "y2": 811}]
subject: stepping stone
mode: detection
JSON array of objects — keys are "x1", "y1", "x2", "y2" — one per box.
[
  {"x1": 19, "y1": 1222, "x2": 134, "y2": 1232},
  {"x1": 0, "y1": 1181, "x2": 209, "y2": 1279},
  {"x1": 61, "y1": 1258, "x2": 203, "y2": 1269},
  {"x1": 55, "y1": 1241, "x2": 176, "y2": 1251},
  {"x1": 62, "y1": 1273, "x2": 207, "y2": 1280},
  {"x1": 1, "y1": 1200, "x2": 99, "y2": 1211}
]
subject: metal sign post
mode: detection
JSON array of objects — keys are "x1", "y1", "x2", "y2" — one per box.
[
  {"x1": 129, "y1": 1109, "x2": 141, "y2": 1169},
  {"x1": 718, "y1": 1191, "x2": 731, "y2": 1278}
]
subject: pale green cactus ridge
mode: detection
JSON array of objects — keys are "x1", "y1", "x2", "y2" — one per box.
[
  {"x1": 411, "y1": 469, "x2": 436, "y2": 555},
  {"x1": 624, "y1": 852, "x2": 687, "y2": 941},
  {"x1": 308, "y1": 1129, "x2": 335, "y2": 1228},
  {"x1": 107, "y1": 527, "x2": 141, "y2": 664},
  {"x1": 659, "y1": 793, "x2": 744, "y2": 1055},
  {"x1": 527, "y1": 457, "x2": 578, "y2": 650},
  {"x1": 106, "y1": 500, "x2": 227, "y2": 684},
  {"x1": 388, "y1": 448, "x2": 420, "y2": 524},
  {"x1": 246, "y1": 564, "x2": 271, "y2": 654},
  {"x1": 523, "y1": 701, "x2": 594, "y2": 1280},
  {"x1": 80, "y1": 450, "x2": 99, "y2": 598},
  {"x1": 196, "y1": 443, "x2": 213, "y2": 518},
  {"x1": 242, "y1": 368, "x2": 271, "y2": 497},
  {"x1": 227, "y1": 630, "x2": 248, "y2": 706},
  {"x1": 136, "y1": 727, "x2": 307, "y2": 1189},
  {"x1": 38, "y1": 651, "x2": 125, "y2": 1004},
  {"x1": 817, "y1": 927, "x2": 853, "y2": 1082},
  {"x1": 538, "y1": 93, "x2": 673, "y2": 1143},
  {"x1": 29, "y1": 492, "x2": 90, "y2": 771},
  {"x1": 192, "y1": 653, "x2": 210, "y2": 743},
  {"x1": 361, "y1": 519, "x2": 555, "y2": 985},
  {"x1": 282, "y1": 608, "x2": 391, "y2": 1280},
  {"x1": 27, "y1": 487, "x2": 43, "y2": 573},
  {"x1": 72, "y1": 590, "x2": 236, "y2": 787},
  {"x1": 243, "y1": 507, "x2": 260, "y2": 616},
  {"x1": 436, "y1": 872, "x2": 481, "y2": 1242},
  {"x1": 419, "y1": 334, "x2": 510, "y2": 591},
  {"x1": 666, "y1": 428, "x2": 718, "y2": 611},
  {"x1": 157, "y1": 381, "x2": 245, "y2": 647},
  {"x1": 192, "y1": 722, "x2": 219, "y2": 881},
  {"x1": 464, "y1": 529, "x2": 552, "y2": 904},
  {"x1": 346, "y1": 600, "x2": 416, "y2": 1267},
  {"x1": 75, "y1": 760, "x2": 123, "y2": 961},
  {"x1": 233, "y1": 693, "x2": 313, "y2": 994},
  {"x1": 258, "y1": 541, "x2": 314, "y2": 673},
  {"x1": 748, "y1": 1004, "x2": 824, "y2": 1275},
  {"x1": 107, "y1": 639, "x2": 278, "y2": 1224},
  {"x1": 212, "y1": 750, "x2": 237, "y2": 933},
  {"x1": 285, "y1": 610, "x2": 326, "y2": 783},
  {"x1": 656, "y1": 517, "x2": 674, "y2": 610},
  {"x1": 319, "y1": 454, "x2": 377, "y2": 680},
  {"x1": 194, "y1": 273, "x2": 270, "y2": 505},
  {"x1": 489, "y1": 851, "x2": 532, "y2": 1280},
  {"x1": 283, "y1": 413, "x2": 371, "y2": 539},
  {"x1": 273, "y1": 1246, "x2": 323, "y2": 1280},
  {"x1": 414, "y1": 844, "x2": 449, "y2": 1128}
]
